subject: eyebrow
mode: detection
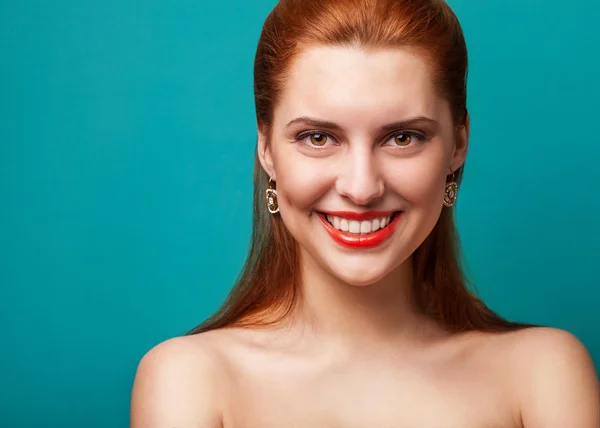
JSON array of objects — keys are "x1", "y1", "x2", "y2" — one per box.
[{"x1": 285, "y1": 116, "x2": 440, "y2": 133}]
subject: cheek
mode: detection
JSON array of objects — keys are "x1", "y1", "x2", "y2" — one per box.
[
  {"x1": 384, "y1": 150, "x2": 447, "y2": 206},
  {"x1": 273, "y1": 149, "x2": 333, "y2": 211}
]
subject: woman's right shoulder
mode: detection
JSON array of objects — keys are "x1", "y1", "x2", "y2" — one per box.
[{"x1": 130, "y1": 330, "x2": 231, "y2": 428}]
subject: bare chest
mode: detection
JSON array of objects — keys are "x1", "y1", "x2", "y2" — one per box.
[{"x1": 221, "y1": 357, "x2": 520, "y2": 428}]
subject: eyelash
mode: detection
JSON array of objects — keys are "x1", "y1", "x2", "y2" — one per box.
[{"x1": 295, "y1": 130, "x2": 429, "y2": 151}]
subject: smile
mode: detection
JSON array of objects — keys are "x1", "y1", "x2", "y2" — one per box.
[{"x1": 316, "y1": 210, "x2": 402, "y2": 248}]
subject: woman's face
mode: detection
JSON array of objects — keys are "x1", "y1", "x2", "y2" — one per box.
[{"x1": 258, "y1": 46, "x2": 468, "y2": 286}]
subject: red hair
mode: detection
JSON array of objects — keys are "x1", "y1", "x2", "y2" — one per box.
[{"x1": 190, "y1": 0, "x2": 530, "y2": 334}]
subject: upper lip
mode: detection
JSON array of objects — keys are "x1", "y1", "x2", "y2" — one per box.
[{"x1": 318, "y1": 210, "x2": 399, "y2": 220}]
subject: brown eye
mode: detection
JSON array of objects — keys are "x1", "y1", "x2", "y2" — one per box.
[
  {"x1": 393, "y1": 133, "x2": 412, "y2": 146},
  {"x1": 309, "y1": 133, "x2": 328, "y2": 146}
]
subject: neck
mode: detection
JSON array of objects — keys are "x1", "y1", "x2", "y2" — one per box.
[{"x1": 290, "y1": 248, "x2": 439, "y2": 351}]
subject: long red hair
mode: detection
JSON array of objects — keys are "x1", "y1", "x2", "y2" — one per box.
[{"x1": 189, "y1": 0, "x2": 529, "y2": 335}]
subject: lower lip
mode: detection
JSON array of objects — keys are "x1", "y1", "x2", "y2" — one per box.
[{"x1": 317, "y1": 212, "x2": 402, "y2": 248}]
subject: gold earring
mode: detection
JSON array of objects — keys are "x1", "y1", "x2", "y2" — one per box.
[
  {"x1": 444, "y1": 171, "x2": 458, "y2": 207},
  {"x1": 266, "y1": 177, "x2": 279, "y2": 214}
]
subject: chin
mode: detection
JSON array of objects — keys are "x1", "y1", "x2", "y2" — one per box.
[
  {"x1": 341, "y1": 275, "x2": 386, "y2": 287},
  {"x1": 322, "y1": 257, "x2": 403, "y2": 287}
]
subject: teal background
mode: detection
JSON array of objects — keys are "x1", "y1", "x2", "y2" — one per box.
[{"x1": 1, "y1": 0, "x2": 598, "y2": 426}]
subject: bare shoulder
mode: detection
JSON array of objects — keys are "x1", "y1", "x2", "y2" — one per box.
[
  {"x1": 502, "y1": 327, "x2": 598, "y2": 385},
  {"x1": 130, "y1": 331, "x2": 230, "y2": 428},
  {"x1": 490, "y1": 326, "x2": 599, "y2": 427}
]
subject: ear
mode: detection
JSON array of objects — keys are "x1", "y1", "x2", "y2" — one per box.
[
  {"x1": 257, "y1": 126, "x2": 276, "y2": 180},
  {"x1": 450, "y1": 111, "x2": 470, "y2": 173}
]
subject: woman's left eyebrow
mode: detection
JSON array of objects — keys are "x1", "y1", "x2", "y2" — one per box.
[
  {"x1": 380, "y1": 116, "x2": 439, "y2": 132},
  {"x1": 285, "y1": 116, "x2": 439, "y2": 133}
]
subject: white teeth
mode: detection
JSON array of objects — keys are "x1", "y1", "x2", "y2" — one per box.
[
  {"x1": 360, "y1": 220, "x2": 371, "y2": 233},
  {"x1": 333, "y1": 216, "x2": 340, "y2": 229},
  {"x1": 324, "y1": 213, "x2": 396, "y2": 234},
  {"x1": 372, "y1": 218, "x2": 380, "y2": 231},
  {"x1": 340, "y1": 219, "x2": 349, "y2": 232}
]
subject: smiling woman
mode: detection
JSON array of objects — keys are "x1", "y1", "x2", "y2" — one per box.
[{"x1": 130, "y1": 1, "x2": 600, "y2": 427}]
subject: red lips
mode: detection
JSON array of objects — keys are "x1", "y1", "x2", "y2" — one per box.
[{"x1": 317, "y1": 211, "x2": 401, "y2": 248}]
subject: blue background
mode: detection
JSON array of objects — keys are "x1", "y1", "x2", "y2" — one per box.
[{"x1": 1, "y1": 0, "x2": 598, "y2": 426}]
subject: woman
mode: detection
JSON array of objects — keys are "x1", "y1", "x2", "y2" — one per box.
[{"x1": 131, "y1": 0, "x2": 599, "y2": 426}]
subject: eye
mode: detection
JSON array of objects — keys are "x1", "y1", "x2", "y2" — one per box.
[
  {"x1": 393, "y1": 133, "x2": 413, "y2": 146},
  {"x1": 296, "y1": 131, "x2": 334, "y2": 149},
  {"x1": 385, "y1": 131, "x2": 427, "y2": 149},
  {"x1": 308, "y1": 133, "x2": 328, "y2": 146}
]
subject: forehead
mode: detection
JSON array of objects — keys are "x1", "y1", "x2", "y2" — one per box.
[{"x1": 277, "y1": 45, "x2": 444, "y2": 126}]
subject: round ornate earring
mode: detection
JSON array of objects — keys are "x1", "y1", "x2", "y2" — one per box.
[
  {"x1": 443, "y1": 171, "x2": 458, "y2": 207},
  {"x1": 266, "y1": 177, "x2": 279, "y2": 214}
]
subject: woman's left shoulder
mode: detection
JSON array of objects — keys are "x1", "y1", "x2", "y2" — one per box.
[
  {"x1": 482, "y1": 326, "x2": 597, "y2": 382},
  {"x1": 498, "y1": 325, "x2": 588, "y2": 354},
  {"x1": 482, "y1": 326, "x2": 600, "y2": 427}
]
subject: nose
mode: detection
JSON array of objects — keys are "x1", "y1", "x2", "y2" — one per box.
[{"x1": 335, "y1": 145, "x2": 385, "y2": 206}]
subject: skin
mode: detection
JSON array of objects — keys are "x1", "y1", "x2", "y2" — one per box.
[{"x1": 130, "y1": 46, "x2": 600, "y2": 427}]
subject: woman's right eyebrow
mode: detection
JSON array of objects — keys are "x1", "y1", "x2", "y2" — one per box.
[{"x1": 286, "y1": 116, "x2": 343, "y2": 131}]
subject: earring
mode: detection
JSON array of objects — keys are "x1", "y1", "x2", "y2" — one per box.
[
  {"x1": 443, "y1": 171, "x2": 458, "y2": 207},
  {"x1": 266, "y1": 177, "x2": 279, "y2": 214}
]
